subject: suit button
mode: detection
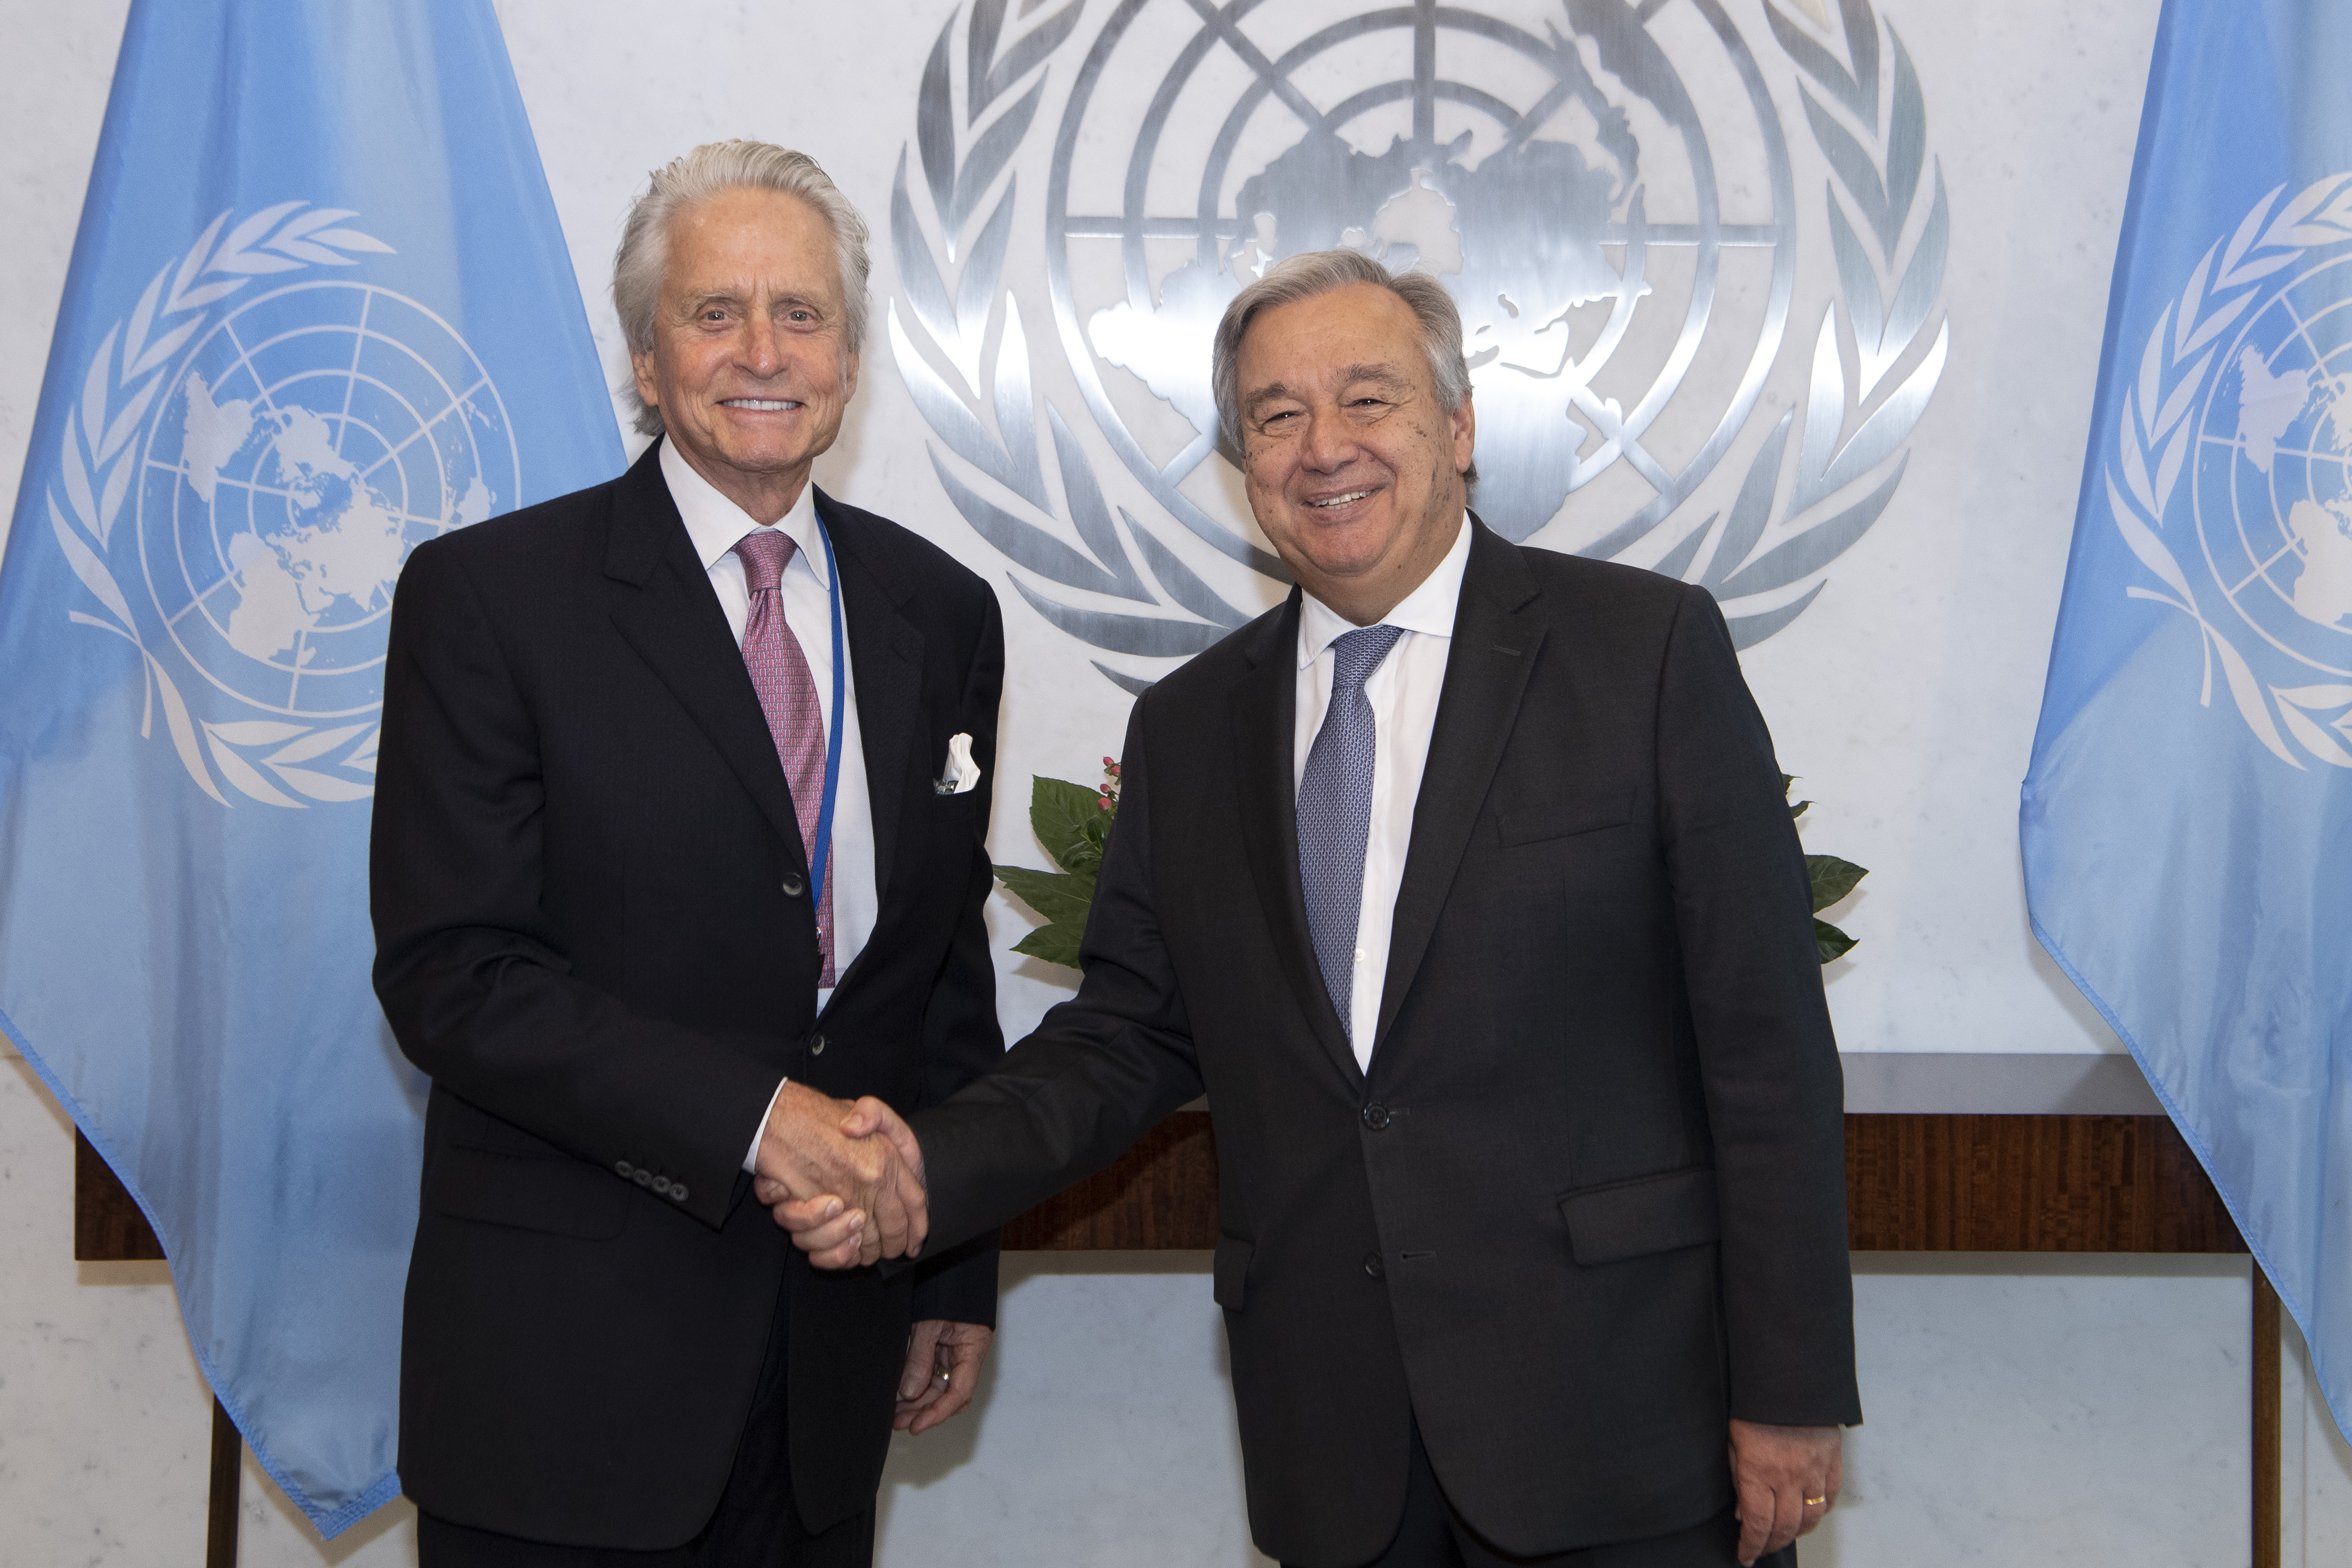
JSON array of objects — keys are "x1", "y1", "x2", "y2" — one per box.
[
  {"x1": 672, "y1": 1184, "x2": 688, "y2": 1202},
  {"x1": 615, "y1": 1161, "x2": 634, "y2": 1178},
  {"x1": 653, "y1": 1176, "x2": 672, "y2": 1196},
  {"x1": 1363, "y1": 1252, "x2": 1385, "y2": 1278},
  {"x1": 781, "y1": 874, "x2": 807, "y2": 898},
  {"x1": 809, "y1": 1033, "x2": 827, "y2": 1056},
  {"x1": 1361, "y1": 1103, "x2": 1391, "y2": 1131},
  {"x1": 633, "y1": 1169, "x2": 653, "y2": 1188}
]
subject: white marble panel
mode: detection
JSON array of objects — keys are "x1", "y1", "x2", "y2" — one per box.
[
  {"x1": 878, "y1": 1254, "x2": 1272, "y2": 1568},
  {"x1": 1812, "y1": 1256, "x2": 2253, "y2": 1567},
  {"x1": 2285, "y1": 1313, "x2": 2352, "y2": 1566}
]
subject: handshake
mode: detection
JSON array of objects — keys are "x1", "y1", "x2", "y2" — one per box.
[{"x1": 750, "y1": 1081, "x2": 928, "y2": 1269}]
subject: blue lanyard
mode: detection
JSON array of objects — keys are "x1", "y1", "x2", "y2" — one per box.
[{"x1": 808, "y1": 522, "x2": 846, "y2": 924}]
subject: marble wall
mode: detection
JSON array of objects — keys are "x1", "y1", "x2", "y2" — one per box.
[{"x1": 7, "y1": 0, "x2": 2352, "y2": 1564}]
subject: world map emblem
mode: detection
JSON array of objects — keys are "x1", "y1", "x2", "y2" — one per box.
[
  {"x1": 47, "y1": 204, "x2": 515, "y2": 806},
  {"x1": 889, "y1": 0, "x2": 1951, "y2": 689},
  {"x1": 2103, "y1": 173, "x2": 2352, "y2": 770}
]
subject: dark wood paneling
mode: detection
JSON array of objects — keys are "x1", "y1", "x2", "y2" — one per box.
[
  {"x1": 1844, "y1": 1113, "x2": 2243, "y2": 1253},
  {"x1": 75, "y1": 1129, "x2": 164, "y2": 1262},
  {"x1": 1000, "y1": 1112, "x2": 1220, "y2": 1250},
  {"x1": 71, "y1": 1112, "x2": 2248, "y2": 1259},
  {"x1": 998, "y1": 1112, "x2": 2245, "y2": 1254}
]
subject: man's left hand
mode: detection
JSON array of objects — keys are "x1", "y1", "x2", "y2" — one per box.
[
  {"x1": 1728, "y1": 1418, "x2": 1841, "y2": 1565},
  {"x1": 894, "y1": 1319, "x2": 992, "y2": 1434}
]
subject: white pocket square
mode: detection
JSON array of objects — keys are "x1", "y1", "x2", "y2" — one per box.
[{"x1": 936, "y1": 732, "x2": 981, "y2": 794}]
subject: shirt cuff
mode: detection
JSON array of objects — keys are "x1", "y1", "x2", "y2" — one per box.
[{"x1": 744, "y1": 1076, "x2": 790, "y2": 1174}]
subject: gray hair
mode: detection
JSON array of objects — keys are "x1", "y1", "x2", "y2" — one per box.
[
  {"x1": 1211, "y1": 249, "x2": 1476, "y2": 482},
  {"x1": 613, "y1": 140, "x2": 872, "y2": 438}
]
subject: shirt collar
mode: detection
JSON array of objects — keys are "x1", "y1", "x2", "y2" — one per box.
[
  {"x1": 660, "y1": 438, "x2": 829, "y2": 586},
  {"x1": 1296, "y1": 512, "x2": 1473, "y2": 670}
]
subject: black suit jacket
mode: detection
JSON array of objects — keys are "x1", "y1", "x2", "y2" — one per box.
[
  {"x1": 371, "y1": 444, "x2": 1005, "y2": 1549},
  {"x1": 910, "y1": 520, "x2": 1859, "y2": 1566}
]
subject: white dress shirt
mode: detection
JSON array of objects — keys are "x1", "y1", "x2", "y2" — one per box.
[
  {"x1": 1293, "y1": 515, "x2": 1472, "y2": 1074},
  {"x1": 659, "y1": 441, "x2": 876, "y2": 1169}
]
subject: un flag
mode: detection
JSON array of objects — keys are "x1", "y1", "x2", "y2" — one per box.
[
  {"x1": 2024, "y1": 0, "x2": 2352, "y2": 1445},
  {"x1": 0, "y1": 0, "x2": 621, "y2": 1533}
]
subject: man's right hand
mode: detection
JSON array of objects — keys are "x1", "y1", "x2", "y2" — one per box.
[
  {"x1": 750, "y1": 1083, "x2": 927, "y2": 1266},
  {"x1": 762, "y1": 1096, "x2": 928, "y2": 1270}
]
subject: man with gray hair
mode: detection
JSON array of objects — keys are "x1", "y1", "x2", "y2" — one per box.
[
  {"x1": 372, "y1": 139, "x2": 1004, "y2": 1564},
  {"x1": 787, "y1": 248, "x2": 1858, "y2": 1566}
]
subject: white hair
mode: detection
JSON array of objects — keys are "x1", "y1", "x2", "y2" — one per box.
[
  {"x1": 612, "y1": 140, "x2": 871, "y2": 438},
  {"x1": 1211, "y1": 248, "x2": 1476, "y2": 482}
]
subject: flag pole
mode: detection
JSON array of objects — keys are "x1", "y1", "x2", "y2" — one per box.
[
  {"x1": 208, "y1": 1397, "x2": 240, "y2": 1568},
  {"x1": 2254, "y1": 1265, "x2": 2281, "y2": 1568}
]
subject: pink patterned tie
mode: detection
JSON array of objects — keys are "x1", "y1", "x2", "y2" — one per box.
[{"x1": 733, "y1": 528, "x2": 834, "y2": 985}]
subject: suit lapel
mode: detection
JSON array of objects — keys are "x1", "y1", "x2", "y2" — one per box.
[
  {"x1": 817, "y1": 489, "x2": 922, "y2": 909},
  {"x1": 1230, "y1": 592, "x2": 1365, "y2": 1091},
  {"x1": 1371, "y1": 519, "x2": 1545, "y2": 1055},
  {"x1": 604, "y1": 448, "x2": 809, "y2": 872}
]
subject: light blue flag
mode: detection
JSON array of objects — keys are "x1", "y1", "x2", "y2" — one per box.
[
  {"x1": 2022, "y1": 0, "x2": 2352, "y2": 1435},
  {"x1": 0, "y1": 0, "x2": 621, "y2": 1533}
]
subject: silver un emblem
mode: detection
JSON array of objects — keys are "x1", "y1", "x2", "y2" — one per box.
[{"x1": 891, "y1": 0, "x2": 1950, "y2": 686}]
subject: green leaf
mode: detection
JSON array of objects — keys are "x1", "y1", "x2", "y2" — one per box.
[
  {"x1": 1806, "y1": 854, "x2": 1867, "y2": 913},
  {"x1": 1031, "y1": 776, "x2": 1109, "y2": 874},
  {"x1": 1814, "y1": 918, "x2": 1857, "y2": 964},
  {"x1": 995, "y1": 864, "x2": 1096, "y2": 928},
  {"x1": 1783, "y1": 774, "x2": 1810, "y2": 818},
  {"x1": 1012, "y1": 921, "x2": 1086, "y2": 970}
]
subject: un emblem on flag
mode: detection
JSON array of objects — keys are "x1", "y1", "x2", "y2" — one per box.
[
  {"x1": 47, "y1": 206, "x2": 514, "y2": 808},
  {"x1": 2105, "y1": 175, "x2": 2352, "y2": 770},
  {"x1": 888, "y1": 0, "x2": 1951, "y2": 688}
]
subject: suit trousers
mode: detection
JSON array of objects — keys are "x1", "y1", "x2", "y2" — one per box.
[
  {"x1": 1289, "y1": 1419, "x2": 1796, "y2": 1568},
  {"x1": 417, "y1": 1277, "x2": 874, "y2": 1568}
]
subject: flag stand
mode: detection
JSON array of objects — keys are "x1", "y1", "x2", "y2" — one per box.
[
  {"x1": 208, "y1": 1397, "x2": 241, "y2": 1568},
  {"x1": 2255, "y1": 1266, "x2": 2280, "y2": 1568}
]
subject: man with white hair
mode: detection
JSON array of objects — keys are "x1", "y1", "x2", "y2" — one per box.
[
  {"x1": 372, "y1": 140, "x2": 1003, "y2": 1565},
  {"x1": 787, "y1": 249, "x2": 1859, "y2": 1567}
]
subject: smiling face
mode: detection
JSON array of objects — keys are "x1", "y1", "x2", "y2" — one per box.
[
  {"x1": 1234, "y1": 282, "x2": 1474, "y2": 624},
  {"x1": 630, "y1": 186, "x2": 859, "y2": 523}
]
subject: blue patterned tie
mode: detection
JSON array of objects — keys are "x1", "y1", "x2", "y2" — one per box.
[{"x1": 1297, "y1": 623, "x2": 1406, "y2": 1041}]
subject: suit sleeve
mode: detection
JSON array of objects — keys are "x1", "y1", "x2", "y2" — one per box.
[
  {"x1": 370, "y1": 541, "x2": 783, "y2": 1230},
  {"x1": 907, "y1": 692, "x2": 1206, "y2": 1255},
  {"x1": 1656, "y1": 583, "x2": 1861, "y2": 1428},
  {"x1": 908, "y1": 588, "x2": 1009, "y2": 1327}
]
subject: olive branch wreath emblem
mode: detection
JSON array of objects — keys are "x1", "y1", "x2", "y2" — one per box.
[
  {"x1": 888, "y1": 0, "x2": 1949, "y2": 680},
  {"x1": 1671, "y1": 0, "x2": 1948, "y2": 642},
  {"x1": 47, "y1": 204, "x2": 397, "y2": 808},
  {"x1": 2100, "y1": 172, "x2": 2352, "y2": 772}
]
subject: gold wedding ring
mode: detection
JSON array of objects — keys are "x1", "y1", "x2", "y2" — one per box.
[{"x1": 1803, "y1": 1494, "x2": 1827, "y2": 1507}]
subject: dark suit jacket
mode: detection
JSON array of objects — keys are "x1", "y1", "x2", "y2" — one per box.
[
  {"x1": 909, "y1": 519, "x2": 1859, "y2": 1567},
  {"x1": 371, "y1": 443, "x2": 1005, "y2": 1550}
]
